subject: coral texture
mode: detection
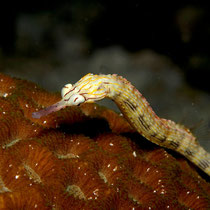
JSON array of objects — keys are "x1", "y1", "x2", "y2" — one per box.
[{"x1": 0, "y1": 73, "x2": 209, "y2": 210}]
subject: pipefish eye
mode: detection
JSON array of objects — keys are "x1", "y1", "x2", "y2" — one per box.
[
  {"x1": 61, "y1": 83, "x2": 73, "y2": 98},
  {"x1": 66, "y1": 94, "x2": 85, "y2": 106}
]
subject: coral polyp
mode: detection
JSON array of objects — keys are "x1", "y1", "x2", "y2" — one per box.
[{"x1": 0, "y1": 73, "x2": 209, "y2": 209}]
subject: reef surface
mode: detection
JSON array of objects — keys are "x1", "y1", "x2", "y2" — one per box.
[{"x1": 0, "y1": 73, "x2": 209, "y2": 209}]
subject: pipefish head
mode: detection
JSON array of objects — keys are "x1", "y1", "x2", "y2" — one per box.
[
  {"x1": 32, "y1": 73, "x2": 110, "y2": 119},
  {"x1": 61, "y1": 73, "x2": 110, "y2": 106}
]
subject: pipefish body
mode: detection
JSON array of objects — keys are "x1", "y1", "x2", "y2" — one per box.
[{"x1": 32, "y1": 73, "x2": 210, "y2": 176}]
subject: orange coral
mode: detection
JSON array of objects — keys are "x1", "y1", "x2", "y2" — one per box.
[{"x1": 0, "y1": 73, "x2": 209, "y2": 209}]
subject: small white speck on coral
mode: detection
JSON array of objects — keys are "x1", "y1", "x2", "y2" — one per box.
[
  {"x1": 15, "y1": 175, "x2": 20, "y2": 179},
  {"x1": 3, "y1": 93, "x2": 8, "y2": 97}
]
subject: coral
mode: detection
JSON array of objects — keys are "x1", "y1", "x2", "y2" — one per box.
[{"x1": 0, "y1": 72, "x2": 209, "y2": 210}]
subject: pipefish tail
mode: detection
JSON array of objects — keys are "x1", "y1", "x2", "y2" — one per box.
[{"x1": 32, "y1": 73, "x2": 210, "y2": 176}]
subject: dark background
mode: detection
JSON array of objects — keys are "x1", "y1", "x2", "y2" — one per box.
[{"x1": 1, "y1": 0, "x2": 210, "y2": 92}]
